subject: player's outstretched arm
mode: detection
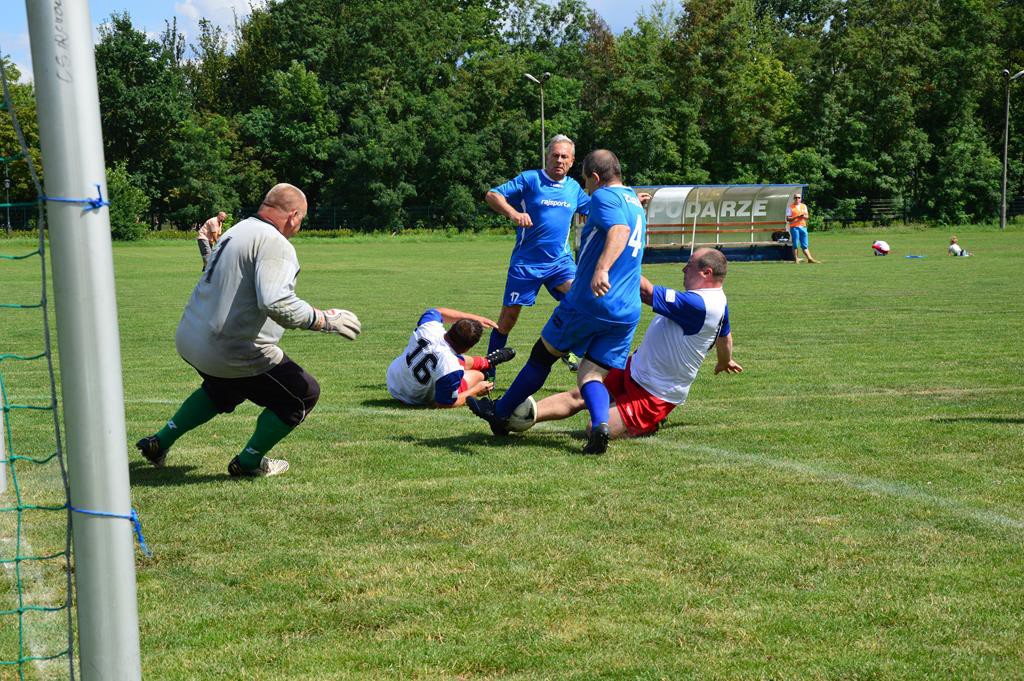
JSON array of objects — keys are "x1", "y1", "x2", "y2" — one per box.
[
  {"x1": 434, "y1": 307, "x2": 499, "y2": 330},
  {"x1": 485, "y1": 191, "x2": 533, "y2": 228},
  {"x1": 714, "y1": 333, "x2": 743, "y2": 374},
  {"x1": 639, "y1": 276, "x2": 655, "y2": 306}
]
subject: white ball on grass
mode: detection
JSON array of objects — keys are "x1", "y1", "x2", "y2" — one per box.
[{"x1": 506, "y1": 396, "x2": 537, "y2": 432}]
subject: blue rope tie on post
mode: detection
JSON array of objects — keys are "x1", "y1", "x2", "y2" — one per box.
[
  {"x1": 68, "y1": 505, "x2": 152, "y2": 557},
  {"x1": 40, "y1": 184, "x2": 110, "y2": 212}
]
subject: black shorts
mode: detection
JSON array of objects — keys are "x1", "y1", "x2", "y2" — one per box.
[{"x1": 197, "y1": 355, "x2": 320, "y2": 427}]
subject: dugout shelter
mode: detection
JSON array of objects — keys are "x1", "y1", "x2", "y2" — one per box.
[{"x1": 637, "y1": 183, "x2": 807, "y2": 263}]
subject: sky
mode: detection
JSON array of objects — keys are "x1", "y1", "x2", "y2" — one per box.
[{"x1": 1, "y1": 0, "x2": 661, "y2": 84}]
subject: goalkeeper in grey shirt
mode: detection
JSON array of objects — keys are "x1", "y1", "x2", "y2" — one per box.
[{"x1": 136, "y1": 183, "x2": 361, "y2": 477}]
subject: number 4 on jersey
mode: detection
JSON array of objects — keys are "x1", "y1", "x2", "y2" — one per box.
[{"x1": 627, "y1": 216, "x2": 644, "y2": 258}]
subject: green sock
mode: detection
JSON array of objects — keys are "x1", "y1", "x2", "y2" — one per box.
[
  {"x1": 238, "y1": 409, "x2": 295, "y2": 469},
  {"x1": 156, "y1": 388, "x2": 219, "y2": 449}
]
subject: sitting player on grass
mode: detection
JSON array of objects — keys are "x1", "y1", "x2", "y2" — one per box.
[
  {"x1": 386, "y1": 308, "x2": 516, "y2": 408},
  {"x1": 532, "y1": 248, "x2": 743, "y2": 440},
  {"x1": 948, "y1": 235, "x2": 971, "y2": 257}
]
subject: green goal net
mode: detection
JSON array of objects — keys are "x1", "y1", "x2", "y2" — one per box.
[{"x1": 0, "y1": 54, "x2": 76, "y2": 681}]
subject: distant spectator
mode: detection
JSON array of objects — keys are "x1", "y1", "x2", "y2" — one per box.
[
  {"x1": 948, "y1": 235, "x2": 970, "y2": 257},
  {"x1": 197, "y1": 211, "x2": 227, "y2": 269},
  {"x1": 786, "y1": 193, "x2": 819, "y2": 264}
]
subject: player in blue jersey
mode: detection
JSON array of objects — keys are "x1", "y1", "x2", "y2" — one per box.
[
  {"x1": 470, "y1": 149, "x2": 648, "y2": 454},
  {"x1": 484, "y1": 134, "x2": 590, "y2": 374}
]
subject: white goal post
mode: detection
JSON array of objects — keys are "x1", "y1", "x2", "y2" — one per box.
[{"x1": 26, "y1": 1, "x2": 142, "y2": 679}]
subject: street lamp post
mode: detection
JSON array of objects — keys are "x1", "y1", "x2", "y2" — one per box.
[
  {"x1": 524, "y1": 72, "x2": 551, "y2": 167},
  {"x1": 4, "y1": 162, "x2": 10, "y2": 234},
  {"x1": 1001, "y1": 68, "x2": 1024, "y2": 231}
]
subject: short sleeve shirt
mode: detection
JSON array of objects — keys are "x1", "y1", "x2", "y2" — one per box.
[
  {"x1": 564, "y1": 185, "x2": 646, "y2": 324},
  {"x1": 386, "y1": 309, "x2": 465, "y2": 406},
  {"x1": 629, "y1": 286, "x2": 730, "y2": 404},
  {"x1": 198, "y1": 217, "x2": 222, "y2": 242},
  {"x1": 491, "y1": 170, "x2": 590, "y2": 267}
]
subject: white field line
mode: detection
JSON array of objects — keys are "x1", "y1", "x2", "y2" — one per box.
[
  {"x1": 0, "y1": 530, "x2": 70, "y2": 677},
  {"x1": 666, "y1": 441, "x2": 1024, "y2": 532},
  {"x1": 113, "y1": 388, "x2": 1024, "y2": 532},
  {"x1": 698, "y1": 385, "x2": 1024, "y2": 404},
  {"x1": 310, "y1": 425, "x2": 1024, "y2": 533}
]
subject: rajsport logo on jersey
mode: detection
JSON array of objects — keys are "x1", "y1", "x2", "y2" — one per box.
[{"x1": 540, "y1": 199, "x2": 572, "y2": 208}]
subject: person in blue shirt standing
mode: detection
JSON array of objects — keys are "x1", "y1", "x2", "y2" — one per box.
[
  {"x1": 470, "y1": 149, "x2": 647, "y2": 454},
  {"x1": 484, "y1": 134, "x2": 590, "y2": 374}
]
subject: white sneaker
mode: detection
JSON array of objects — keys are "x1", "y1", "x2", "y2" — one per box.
[{"x1": 228, "y1": 455, "x2": 289, "y2": 478}]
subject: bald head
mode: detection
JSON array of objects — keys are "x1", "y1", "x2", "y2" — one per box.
[
  {"x1": 258, "y1": 183, "x2": 308, "y2": 238},
  {"x1": 582, "y1": 149, "x2": 622, "y2": 184},
  {"x1": 683, "y1": 248, "x2": 728, "y2": 291},
  {"x1": 690, "y1": 248, "x2": 728, "y2": 279},
  {"x1": 261, "y1": 183, "x2": 307, "y2": 213}
]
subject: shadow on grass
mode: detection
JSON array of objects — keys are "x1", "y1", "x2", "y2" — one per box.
[
  {"x1": 128, "y1": 461, "x2": 227, "y2": 486},
  {"x1": 656, "y1": 420, "x2": 691, "y2": 432},
  {"x1": 360, "y1": 397, "x2": 415, "y2": 409},
  {"x1": 396, "y1": 431, "x2": 579, "y2": 456},
  {"x1": 930, "y1": 416, "x2": 1024, "y2": 425}
]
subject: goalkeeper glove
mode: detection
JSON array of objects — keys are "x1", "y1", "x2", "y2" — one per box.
[{"x1": 315, "y1": 308, "x2": 361, "y2": 340}]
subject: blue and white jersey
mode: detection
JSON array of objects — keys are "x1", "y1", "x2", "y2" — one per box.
[
  {"x1": 564, "y1": 185, "x2": 646, "y2": 324},
  {"x1": 386, "y1": 309, "x2": 464, "y2": 406},
  {"x1": 630, "y1": 286, "x2": 730, "y2": 404},
  {"x1": 491, "y1": 169, "x2": 590, "y2": 267}
]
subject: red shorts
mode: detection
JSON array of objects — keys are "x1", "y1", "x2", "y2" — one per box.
[{"x1": 604, "y1": 358, "x2": 675, "y2": 436}]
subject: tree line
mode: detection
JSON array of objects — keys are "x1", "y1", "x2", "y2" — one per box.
[{"x1": 2, "y1": 0, "x2": 1022, "y2": 236}]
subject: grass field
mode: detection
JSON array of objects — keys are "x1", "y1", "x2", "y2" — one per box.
[{"x1": 2, "y1": 226, "x2": 1024, "y2": 679}]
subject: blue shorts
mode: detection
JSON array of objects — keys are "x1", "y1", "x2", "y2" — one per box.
[
  {"x1": 503, "y1": 258, "x2": 576, "y2": 307},
  {"x1": 789, "y1": 227, "x2": 809, "y2": 249},
  {"x1": 541, "y1": 303, "x2": 638, "y2": 370}
]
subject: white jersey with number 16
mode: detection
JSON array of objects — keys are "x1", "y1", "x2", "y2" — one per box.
[{"x1": 386, "y1": 309, "x2": 465, "y2": 406}]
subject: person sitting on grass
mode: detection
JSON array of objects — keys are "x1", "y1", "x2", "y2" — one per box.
[
  {"x1": 532, "y1": 248, "x2": 743, "y2": 441},
  {"x1": 948, "y1": 235, "x2": 971, "y2": 257},
  {"x1": 387, "y1": 307, "x2": 516, "y2": 408}
]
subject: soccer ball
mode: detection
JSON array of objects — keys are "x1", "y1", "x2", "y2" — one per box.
[
  {"x1": 872, "y1": 240, "x2": 890, "y2": 256},
  {"x1": 507, "y1": 396, "x2": 537, "y2": 432}
]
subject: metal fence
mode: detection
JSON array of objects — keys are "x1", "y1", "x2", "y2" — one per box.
[
  {"x1": 1, "y1": 205, "x2": 36, "y2": 232},
  {"x1": 821, "y1": 198, "x2": 909, "y2": 228}
]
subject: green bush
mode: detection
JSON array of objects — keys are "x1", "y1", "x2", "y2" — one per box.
[{"x1": 106, "y1": 161, "x2": 150, "y2": 241}]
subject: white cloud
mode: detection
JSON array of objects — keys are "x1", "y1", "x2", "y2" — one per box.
[
  {"x1": 174, "y1": 0, "x2": 258, "y2": 30},
  {"x1": 0, "y1": 31, "x2": 33, "y2": 83}
]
